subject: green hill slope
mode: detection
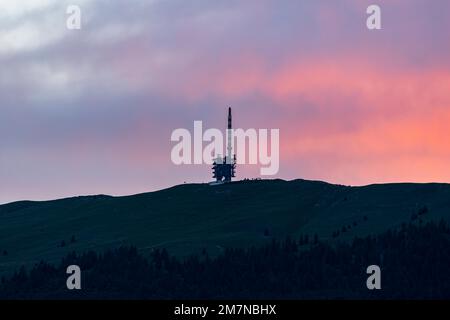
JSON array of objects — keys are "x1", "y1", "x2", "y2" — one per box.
[{"x1": 1, "y1": 179, "x2": 450, "y2": 275}]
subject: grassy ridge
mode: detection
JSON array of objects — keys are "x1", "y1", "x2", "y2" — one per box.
[{"x1": 1, "y1": 179, "x2": 450, "y2": 276}]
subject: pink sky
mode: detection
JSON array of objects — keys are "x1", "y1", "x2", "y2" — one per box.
[{"x1": 1, "y1": 0, "x2": 450, "y2": 203}]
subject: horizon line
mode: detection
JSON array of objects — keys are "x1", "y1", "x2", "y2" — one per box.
[{"x1": 1, "y1": 178, "x2": 449, "y2": 206}]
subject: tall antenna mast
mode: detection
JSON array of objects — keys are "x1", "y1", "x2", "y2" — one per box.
[{"x1": 227, "y1": 107, "x2": 232, "y2": 162}]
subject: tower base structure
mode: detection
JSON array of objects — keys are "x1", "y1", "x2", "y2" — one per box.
[
  {"x1": 212, "y1": 155, "x2": 236, "y2": 183},
  {"x1": 211, "y1": 107, "x2": 236, "y2": 184}
]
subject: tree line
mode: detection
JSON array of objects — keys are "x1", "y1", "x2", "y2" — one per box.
[{"x1": 1, "y1": 219, "x2": 450, "y2": 299}]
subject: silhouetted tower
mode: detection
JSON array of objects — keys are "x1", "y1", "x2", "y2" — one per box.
[
  {"x1": 227, "y1": 107, "x2": 232, "y2": 160},
  {"x1": 212, "y1": 107, "x2": 236, "y2": 183}
]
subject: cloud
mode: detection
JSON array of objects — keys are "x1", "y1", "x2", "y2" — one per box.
[{"x1": 0, "y1": 0, "x2": 52, "y2": 18}]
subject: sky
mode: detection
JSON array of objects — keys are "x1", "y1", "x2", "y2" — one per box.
[{"x1": 1, "y1": 0, "x2": 450, "y2": 204}]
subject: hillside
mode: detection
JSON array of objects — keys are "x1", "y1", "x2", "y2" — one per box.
[{"x1": 1, "y1": 179, "x2": 450, "y2": 276}]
